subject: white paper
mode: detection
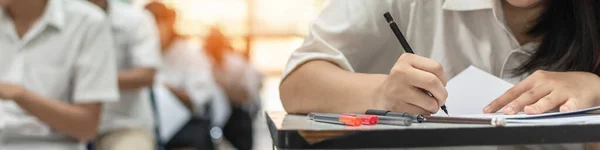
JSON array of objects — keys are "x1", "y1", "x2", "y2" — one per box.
[
  {"x1": 153, "y1": 84, "x2": 192, "y2": 142},
  {"x1": 432, "y1": 65, "x2": 600, "y2": 125},
  {"x1": 434, "y1": 66, "x2": 513, "y2": 116},
  {"x1": 459, "y1": 113, "x2": 600, "y2": 125},
  {"x1": 459, "y1": 106, "x2": 600, "y2": 119}
]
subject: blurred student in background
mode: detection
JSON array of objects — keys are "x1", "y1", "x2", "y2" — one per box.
[
  {"x1": 146, "y1": 2, "x2": 229, "y2": 150},
  {"x1": 204, "y1": 27, "x2": 263, "y2": 119},
  {"x1": 146, "y1": 2, "x2": 258, "y2": 150},
  {"x1": 0, "y1": 0, "x2": 118, "y2": 149},
  {"x1": 87, "y1": 0, "x2": 162, "y2": 149},
  {"x1": 202, "y1": 27, "x2": 264, "y2": 150}
]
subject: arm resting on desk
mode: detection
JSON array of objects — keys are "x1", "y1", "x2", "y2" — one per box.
[
  {"x1": 280, "y1": 60, "x2": 386, "y2": 114},
  {"x1": 14, "y1": 91, "x2": 102, "y2": 141}
]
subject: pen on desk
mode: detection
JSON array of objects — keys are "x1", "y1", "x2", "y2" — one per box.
[
  {"x1": 383, "y1": 12, "x2": 449, "y2": 115},
  {"x1": 366, "y1": 109, "x2": 507, "y2": 126},
  {"x1": 345, "y1": 113, "x2": 412, "y2": 126},
  {"x1": 308, "y1": 113, "x2": 362, "y2": 126},
  {"x1": 376, "y1": 116, "x2": 413, "y2": 126},
  {"x1": 366, "y1": 109, "x2": 425, "y2": 122},
  {"x1": 342, "y1": 114, "x2": 379, "y2": 125},
  {"x1": 423, "y1": 116, "x2": 507, "y2": 127}
]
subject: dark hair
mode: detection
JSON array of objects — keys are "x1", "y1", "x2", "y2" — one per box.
[
  {"x1": 516, "y1": 0, "x2": 600, "y2": 75},
  {"x1": 204, "y1": 27, "x2": 233, "y2": 68}
]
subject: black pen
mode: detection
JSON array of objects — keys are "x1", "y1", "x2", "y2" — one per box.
[
  {"x1": 366, "y1": 109, "x2": 425, "y2": 122},
  {"x1": 383, "y1": 12, "x2": 449, "y2": 115}
]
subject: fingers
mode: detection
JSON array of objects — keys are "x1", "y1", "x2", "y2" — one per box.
[
  {"x1": 502, "y1": 85, "x2": 552, "y2": 114},
  {"x1": 484, "y1": 77, "x2": 536, "y2": 113},
  {"x1": 403, "y1": 87, "x2": 440, "y2": 113},
  {"x1": 524, "y1": 91, "x2": 568, "y2": 114},
  {"x1": 398, "y1": 53, "x2": 448, "y2": 85},
  {"x1": 404, "y1": 68, "x2": 448, "y2": 106},
  {"x1": 560, "y1": 98, "x2": 582, "y2": 112}
]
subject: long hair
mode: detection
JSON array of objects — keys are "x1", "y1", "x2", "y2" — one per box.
[{"x1": 515, "y1": 1, "x2": 600, "y2": 75}]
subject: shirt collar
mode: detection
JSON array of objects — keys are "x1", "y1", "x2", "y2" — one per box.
[
  {"x1": 43, "y1": 0, "x2": 65, "y2": 31},
  {"x1": 442, "y1": 0, "x2": 495, "y2": 11},
  {"x1": 0, "y1": 0, "x2": 65, "y2": 32}
]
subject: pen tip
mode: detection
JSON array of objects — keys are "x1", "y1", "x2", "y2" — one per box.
[{"x1": 441, "y1": 105, "x2": 449, "y2": 115}]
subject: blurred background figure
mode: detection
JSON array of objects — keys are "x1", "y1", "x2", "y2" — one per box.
[
  {"x1": 56, "y1": 0, "x2": 325, "y2": 149},
  {"x1": 87, "y1": 0, "x2": 162, "y2": 150},
  {"x1": 139, "y1": 0, "x2": 325, "y2": 149},
  {"x1": 203, "y1": 26, "x2": 263, "y2": 150}
]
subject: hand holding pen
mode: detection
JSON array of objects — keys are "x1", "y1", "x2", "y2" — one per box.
[{"x1": 372, "y1": 12, "x2": 449, "y2": 115}]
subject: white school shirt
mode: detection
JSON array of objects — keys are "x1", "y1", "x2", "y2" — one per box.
[
  {"x1": 157, "y1": 38, "x2": 231, "y2": 127},
  {"x1": 99, "y1": 0, "x2": 162, "y2": 134},
  {"x1": 283, "y1": 0, "x2": 536, "y2": 84},
  {"x1": 0, "y1": 0, "x2": 119, "y2": 149},
  {"x1": 283, "y1": 1, "x2": 585, "y2": 149}
]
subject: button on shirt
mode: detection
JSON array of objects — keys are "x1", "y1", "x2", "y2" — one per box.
[
  {"x1": 99, "y1": 0, "x2": 162, "y2": 134},
  {"x1": 0, "y1": 0, "x2": 119, "y2": 149},
  {"x1": 283, "y1": 0, "x2": 534, "y2": 84}
]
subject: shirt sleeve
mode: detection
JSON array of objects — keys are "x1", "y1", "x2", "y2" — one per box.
[
  {"x1": 72, "y1": 19, "x2": 120, "y2": 103},
  {"x1": 281, "y1": 0, "x2": 396, "y2": 80},
  {"x1": 129, "y1": 10, "x2": 162, "y2": 68}
]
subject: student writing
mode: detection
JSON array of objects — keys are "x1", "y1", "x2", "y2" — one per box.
[{"x1": 280, "y1": 0, "x2": 600, "y2": 116}]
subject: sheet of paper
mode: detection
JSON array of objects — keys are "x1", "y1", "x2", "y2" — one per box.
[
  {"x1": 434, "y1": 66, "x2": 513, "y2": 116},
  {"x1": 458, "y1": 106, "x2": 600, "y2": 119},
  {"x1": 459, "y1": 113, "x2": 600, "y2": 125},
  {"x1": 431, "y1": 65, "x2": 600, "y2": 125},
  {"x1": 154, "y1": 84, "x2": 192, "y2": 142}
]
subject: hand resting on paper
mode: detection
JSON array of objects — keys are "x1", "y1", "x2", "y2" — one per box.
[{"x1": 484, "y1": 70, "x2": 600, "y2": 115}]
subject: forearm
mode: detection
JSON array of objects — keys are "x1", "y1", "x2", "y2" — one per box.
[
  {"x1": 118, "y1": 68, "x2": 156, "y2": 90},
  {"x1": 15, "y1": 91, "x2": 102, "y2": 141},
  {"x1": 280, "y1": 60, "x2": 386, "y2": 114}
]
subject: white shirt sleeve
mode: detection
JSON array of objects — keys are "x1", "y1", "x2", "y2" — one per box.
[
  {"x1": 72, "y1": 19, "x2": 119, "y2": 103},
  {"x1": 282, "y1": 0, "x2": 396, "y2": 80},
  {"x1": 129, "y1": 11, "x2": 162, "y2": 68}
]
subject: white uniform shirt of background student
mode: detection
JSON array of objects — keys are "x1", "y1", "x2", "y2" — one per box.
[
  {"x1": 96, "y1": 0, "x2": 162, "y2": 149},
  {"x1": 0, "y1": 0, "x2": 119, "y2": 149}
]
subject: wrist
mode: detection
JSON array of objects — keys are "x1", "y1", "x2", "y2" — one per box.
[
  {"x1": 12, "y1": 88, "x2": 29, "y2": 103},
  {"x1": 371, "y1": 75, "x2": 391, "y2": 110}
]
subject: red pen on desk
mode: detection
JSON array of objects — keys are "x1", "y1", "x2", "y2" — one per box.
[
  {"x1": 308, "y1": 113, "x2": 363, "y2": 126},
  {"x1": 343, "y1": 114, "x2": 379, "y2": 125}
]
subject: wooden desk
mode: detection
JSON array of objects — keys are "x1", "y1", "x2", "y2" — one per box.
[{"x1": 266, "y1": 111, "x2": 600, "y2": 149}]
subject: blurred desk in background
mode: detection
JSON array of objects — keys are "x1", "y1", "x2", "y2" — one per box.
[{"x1": 266, "y1": 111, "x2": 600, "y2": 149}]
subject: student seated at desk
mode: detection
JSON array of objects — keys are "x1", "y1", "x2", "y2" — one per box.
[
  {"x1": 86, "y1": 0, "x2": 162, "y2": 149},
  {"x1": 146, "y1": 3, "x2": 254, "y2": 150},
  {"x1": 0, "y1": 0, "x2": 118, "y2": 149},
  {"x1": 280, "y1": 0, "x2": 600, "y2": 115}
]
